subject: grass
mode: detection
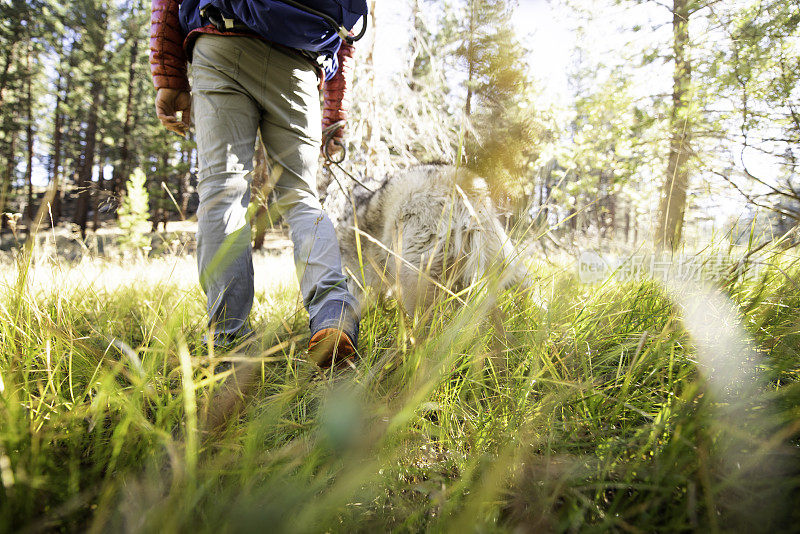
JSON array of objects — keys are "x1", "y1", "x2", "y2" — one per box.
[{"x1": 0, "y1": 240, "x2": 798, "y2": 533}]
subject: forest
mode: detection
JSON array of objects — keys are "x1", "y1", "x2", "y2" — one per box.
[
  {"x1": 1, "y1": 0, "x2": 798, "y2": 246},
  {"x1": 0, "y1": 0, "x2": 798, "y2": 531}
]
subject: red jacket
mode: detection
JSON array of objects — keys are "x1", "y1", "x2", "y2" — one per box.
[{"x1": 149, "y1": 0, "x2": 353, "y2": 134}]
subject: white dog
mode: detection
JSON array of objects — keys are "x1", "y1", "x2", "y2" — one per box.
[{"x1": 323, "y1": 165, "x2": 528, "y2": 313}]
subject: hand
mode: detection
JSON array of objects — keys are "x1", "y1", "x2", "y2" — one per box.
[
  {"x1": 321, "y1": 120, "x2": 346, "y2": 163},
  {"x1": 155, "y1": 88, "x2": 192, "y2": 137},
  {"x1": 323, "y1": 136, "x2": 344, "y2": 161}
]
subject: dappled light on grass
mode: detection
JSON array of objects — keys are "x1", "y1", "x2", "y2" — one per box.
[
  {"x1": 0, "y1": 249, "x2": 297, "y2": 296},
  {"x1": 0, "y1": 243, "x2": 797, "y2": 531}
]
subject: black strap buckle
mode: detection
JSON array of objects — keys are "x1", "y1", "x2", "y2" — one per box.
[{"x1": 201, "y1": 6, "x2": 251, "y2": 33}]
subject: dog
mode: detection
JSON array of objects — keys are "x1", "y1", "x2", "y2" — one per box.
[{"x1": 323, "y1": 164, "x2": 528, "y2": 313}]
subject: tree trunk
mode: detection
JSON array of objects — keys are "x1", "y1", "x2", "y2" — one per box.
[
  {"x1": 464, "y1": 0, "x2": 477, "y2": 118},
  {"x1": 656, "y1": 0, "x2": 692, "y2": 250},
  {"x1": 361, "y1": 0, "x2": 379, "y2": 176},
  {"x1": 409, "y1": 0, "x2": 421, "y2": 87},
  {"x1": 608, "y1": 182, "x2": 616, "y2": 236},
  {"x1": 538, "y1": 159, "x2": 553, "y2": 224},
  {"x1": 152, "y1": 152, "x2": 168, "y2": 232},
  {"x1": 599, "y1": 170, "x2": 616, "y2": 238},
  {"x1": 74, "y1": 80, "x2": 103, "y2": 238},
  {"x1": 49, "y1": 48, "x2": 73, "y2": 226},
  {"x1": 92, "y1": 148, "x2": 107, "y2": 232},
  {"x1": 51, "y1": 90, "x2": 64, "y2": 223},
  {"x1": 178, "y1": 148, "x2": 190, "y2": 216},
  {"x1": 25, "y1": 45, "x2": 34, "y2": 221},
  {"x1": 1, "y1": 132, "x2": 16, "y2": 228},
  {"x1": 111, "y1": 36, "x2": 139, "y2": 198},
  {"x1": 0, "y1": 41, "x2": 17, "y2": 107},
  {"x1": 624, "y1": 207, "x2": 631, "y2": 244}
]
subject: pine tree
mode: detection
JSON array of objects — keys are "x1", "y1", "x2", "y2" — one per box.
[
  {"x1": 455, "y1": 0, "x2": 542, "y2": 199},
  {"x1": 117, "y1": 168, "x2": 151, "y2": 251},
  {"x1": 656, "y1": 0, "x2": 694, "y2": 250}
]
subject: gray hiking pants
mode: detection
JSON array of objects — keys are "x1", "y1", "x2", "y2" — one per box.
[{"x1": 191, "y1": 34, "x2": 358, "y2": 336}]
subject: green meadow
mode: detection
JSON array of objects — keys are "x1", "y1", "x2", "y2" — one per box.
[{"x1": 0, "y1": 240, "x2": 798, "y2": 533}]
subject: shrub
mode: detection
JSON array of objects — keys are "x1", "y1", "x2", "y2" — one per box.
[{"x1": 118, "y1": 168, "x2": 151, "y2": 252}]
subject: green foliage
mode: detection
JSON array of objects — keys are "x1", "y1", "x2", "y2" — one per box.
[
  {"x1": 356, "y1": 0, "x2": 546, "y2": 199},
  {"x1": 0, "y1": 0, "x2": 191, "y2": 231},
  {"x1": 703, "y1": 0, "x2": 800, "y2": 222},
  {"x1": 117, "y1": 168, "x2": 151, "y2": 251},
  {"x1": 455, "y1": 0, "x2": 544, "y2": 198},
  {"x1": 545, "y1": 70, "x2": 662, "y2": 238}
]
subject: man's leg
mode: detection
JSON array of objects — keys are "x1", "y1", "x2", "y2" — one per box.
[
  {"x1": 191, "y1": 35, "x2": 259, "y2": 340},
  {"x1": 249, "y1": 42, "x2": 360, "y2": 352}
]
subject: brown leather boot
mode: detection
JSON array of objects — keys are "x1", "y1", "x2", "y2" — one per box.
[{"x1": 308, "y1": 328, "x2": 357, "y2": 369}]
